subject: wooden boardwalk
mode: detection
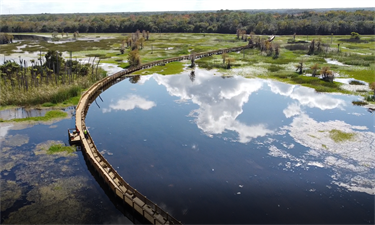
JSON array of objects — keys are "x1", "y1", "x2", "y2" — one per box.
[{"x1": 74, "y1": 44, "x2": 251, "y2": 224}]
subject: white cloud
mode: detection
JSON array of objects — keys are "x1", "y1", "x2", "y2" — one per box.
[{"x1": 102, "y1": 94, "x2": 156, "y2": 113}]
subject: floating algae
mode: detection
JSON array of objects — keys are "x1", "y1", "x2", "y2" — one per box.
[
  {"x1": 4, "y1": 176, "x2": 92, "y2": 224},
  {"x1": 0, "y1": 179, "x2": 22, "y2": 212},
  {"x1": 2, "y1": 134, "x2": 29, "y2": 147}
]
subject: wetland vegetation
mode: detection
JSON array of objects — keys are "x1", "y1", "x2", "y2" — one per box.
[
  {"x1": 1, "y1": 31, "x2": 374, "y2": 121},
  {"x1": 1, "y1": 8, "x2": 374, "y2": 224},
  {"x1": 1, "y1": 9, "x2": 374, "y2": 110}
]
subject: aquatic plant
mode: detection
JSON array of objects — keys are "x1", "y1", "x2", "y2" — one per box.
[
  {"x1": 352, "y1": 101, "x2": 368, "y2": 106},
  {"x1": 329, "y1": 129, "x2": 356, "y2": 143},
  {"x1": 349, "y1": 80, "x2": 365, "y2": 85},
  {"x1": 47, "y1": 144, "x2": 75, "y2": 154}
]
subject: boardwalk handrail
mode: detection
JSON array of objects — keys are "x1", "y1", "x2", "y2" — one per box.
[{"x1": 75, "y1": 44, "x2": 251, "y2": 224}]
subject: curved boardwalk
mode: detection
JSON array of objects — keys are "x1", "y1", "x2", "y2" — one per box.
[{"x1": 75, "y1": 44, "x2": 251, "y2": 224}]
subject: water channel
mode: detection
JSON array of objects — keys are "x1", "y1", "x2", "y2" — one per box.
[{"x1": 85, "y1": 68, "x2": 374, "y2": 224}]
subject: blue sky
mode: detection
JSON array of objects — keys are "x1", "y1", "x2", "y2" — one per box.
[{"x1": 0, "y1": 0, "x2": 373, "y2": 14}]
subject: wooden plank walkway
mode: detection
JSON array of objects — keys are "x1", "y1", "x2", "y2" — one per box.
[{"x1": 74, "y1": 44, "x2": 252, "y2": 224}]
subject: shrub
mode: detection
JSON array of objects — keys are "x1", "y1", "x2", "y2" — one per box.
[{"x1": 350, "y1": 32, "x2": 360, "y2": 40}]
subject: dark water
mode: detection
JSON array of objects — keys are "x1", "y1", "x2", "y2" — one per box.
[
  {"x1": 0, "y1": 117, "x2": 132, "y2": 224},
  {"x1": 85, "y1": 69, "x2": 375, "y2": 224}
]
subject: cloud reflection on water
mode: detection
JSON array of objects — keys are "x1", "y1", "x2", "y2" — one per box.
[
  {"x1": 102, "y1": 94, "x2": 156, "y2": 113},
  {"x1": 267, "y1": 81, "x2": 346, "y2": 111},
  {"x1": 0, "y1": 124, "x2": 13, "y2": 144},
  {"x1": 153, "y1": 69, "x2": 273, "y2": 143},
  {"x1": 118, "y1": 71, "x2": 374, "y2": 194},
  {"x1": 282, "y1": 112, "x2": 375, "y2": 194},
  {"x1": 265, "y1": 81, "x2": 374, "y2": 194}
]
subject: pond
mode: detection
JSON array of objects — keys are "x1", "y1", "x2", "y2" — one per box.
[{"x1": 85, "y1": 68, "x2": 375, "y2": 224}]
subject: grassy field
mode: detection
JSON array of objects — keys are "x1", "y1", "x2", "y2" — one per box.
[{"x1": 1, "y1": 33, "x2": 374, "y2": 102}]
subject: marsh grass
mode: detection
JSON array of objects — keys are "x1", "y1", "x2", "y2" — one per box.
[
  {"x1": 0, "y1": 61, "x2": 106, "y2": 106},
  {"x1": 268, "y1": 65, "x2": 283, "y2": 72},
  {"x1": 339, "y1": 68, "x2": 375, "y2": 83},
  {"x1": 349, "y1": 80, "x2": 365, "y2": 85},
  {"x1": 133, "y1": 61, "x2": 185, "y2": 75},
  {"x1": 352, "y1": 101, "x2": 368, "y2": 106},
  {"x1": 47, "y1": 144, "x2": 75, "y2": 155},
  {"x1": 41, "y1": 102, "x2": 55, "y2": 107},
  {"x1": 329, "y1": 129, "x2": 356, "y2": 143},
  {"x1": 289, "y1": 76, "x2": 342, "y2": 92},
  {"x1": 5, "y1": 110, "x2": 67, "y2": 122},
  {"x1": 1, "y1": 80, "x2": 85, "y2": 106}
]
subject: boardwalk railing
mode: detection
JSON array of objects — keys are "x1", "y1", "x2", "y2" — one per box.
[{"x1": 75, "y1": 44, "x2": 251, "y2": 224}]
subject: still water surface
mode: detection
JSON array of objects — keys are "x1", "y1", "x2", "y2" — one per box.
[{"x1": 86, "y1": 69, "x2": 374, "y2": 224}]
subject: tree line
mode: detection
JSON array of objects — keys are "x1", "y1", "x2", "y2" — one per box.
[{"x1": 0, "y1": 9, "x2": 374, "y2": 35}]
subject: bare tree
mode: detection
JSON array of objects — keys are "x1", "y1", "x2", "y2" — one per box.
[
  {"x1": 321, "y1": 66, "x2": 334, "y2": 82},
  {"x1": 308, "y1": 39, "x2": 315, "y2": 55},
  {"x1": 226, "y1": 58, "x2": 235, "y2": 69},
  {"x1": 190, "y1": 52, "x2": 196, "y2": 67},
  {"x1": 273, "y1": 42, "x2": 280, "y2": 58},
  {"x1": 222, "y1": 52, "x2": 227, "y2": 64},
  {"x1": 295, "y1": 60, "x2": 304, "y2": 74},
  {"x1": 120, "y1": 39, "x2": 126, "y2": 54},
  {"x1": 128, "y1": 49, "x2": 141, "y2": 67},
  {"x1": 310, "y1": 64, "x2": 319, "y2": 77},
  {"x1": 369, "y1": 82, "x2": 375, "y2": 98}
]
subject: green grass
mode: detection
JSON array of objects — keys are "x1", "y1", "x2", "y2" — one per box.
[
  {"x1": 3, "y1": 110, "x2": 67, "y2": 122},
  {"x1": 268, "y1": 64, "x2": 283, "y2": 72},
  {"x1": 42, "y1": 102, "x2": 55, "y2": 107},
  {"x1": 322, "y1": 144, "x2": 328, "y2": 149},
  {"x1": 270, "y1": 74, "x2": 347, "y2": 93},
  {"x1": 329, "y1": 129, "x2": 356, "y2": 143},
  {"x1": 133, "y1": 61, "x2": 185, "y2": 75},
  {"x1": 47, "y1": 144, "x2": 75, "y2": 154},
  {"x1": 339, "y1": 68, "x2": 375, "y2": 83}
]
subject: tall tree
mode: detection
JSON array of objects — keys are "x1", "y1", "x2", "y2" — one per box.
[{"x1": 128, "y1": 49, "x2": 141, "y2": 67}]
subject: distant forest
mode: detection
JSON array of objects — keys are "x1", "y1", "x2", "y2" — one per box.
[{"x1": 1, "y1": 9, "x2": 374, "y2": 35}]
